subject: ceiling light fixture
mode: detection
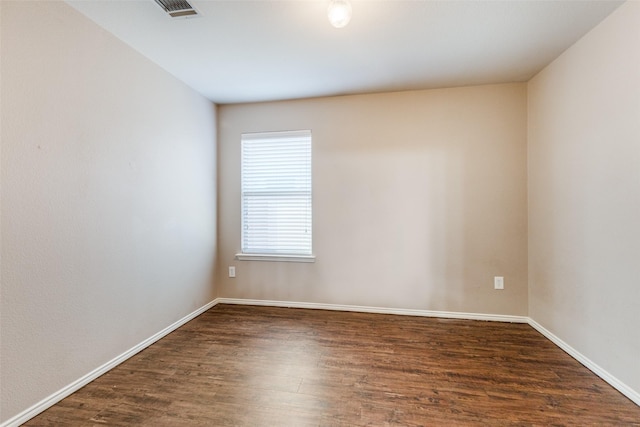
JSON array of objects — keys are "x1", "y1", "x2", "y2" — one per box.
[{"x1": 327, "y1": 0, "x2": 352, "y2": 28}]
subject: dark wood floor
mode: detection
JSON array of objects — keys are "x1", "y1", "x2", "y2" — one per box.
[{"x1": 26, "y1": 304, "x2": 640, "y2": 426}]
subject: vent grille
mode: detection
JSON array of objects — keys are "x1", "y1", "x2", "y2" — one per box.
[{"x1": 154, "y1": 0, "x2": 199, "y2": 18}]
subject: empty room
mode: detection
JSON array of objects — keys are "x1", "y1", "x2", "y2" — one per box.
[{"x1": 1, "y1": 0, "x2": 639, "y2": 425}]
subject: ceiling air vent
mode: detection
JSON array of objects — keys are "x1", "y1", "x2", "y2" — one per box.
[{"x1": 154, "y1": 0, "x2": 200, "y2": 18}]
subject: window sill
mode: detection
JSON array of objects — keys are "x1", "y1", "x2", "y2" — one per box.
[{"x1": 235, "y1": 253, "x2": 316, "y2": 263}]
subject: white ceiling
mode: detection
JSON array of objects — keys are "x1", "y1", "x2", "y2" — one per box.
[{"x1": 66, "y1": 0, "x2": 623, "y2": 104}]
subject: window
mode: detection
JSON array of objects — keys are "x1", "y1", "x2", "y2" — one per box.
[{"x1": 237, "y1": 130, "x2": 313, "y2": 262}]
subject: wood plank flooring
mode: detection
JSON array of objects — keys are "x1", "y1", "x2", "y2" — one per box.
[{"x1": 25, "y1": 304, "x2": 640, "y2": 426}]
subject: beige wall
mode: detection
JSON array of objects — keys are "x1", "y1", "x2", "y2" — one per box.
[
  {"x1": 528, "y1": 1, "x2": 640, "y2": 395},
  {"x1": 0, "y1": 1, "x2": 217, "y2": 422},
  {"x1": 218, "y1": 84, "x2": 528, "y2": 315}
]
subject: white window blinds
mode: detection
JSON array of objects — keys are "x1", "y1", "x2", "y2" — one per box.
[{"x1": 241, "y1": 130, "x2": 312, "y2": 256}]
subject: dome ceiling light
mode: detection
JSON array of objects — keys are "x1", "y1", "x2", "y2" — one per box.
[{"x1": 327, "y1": 0, "x2": 353, "y2": 28}]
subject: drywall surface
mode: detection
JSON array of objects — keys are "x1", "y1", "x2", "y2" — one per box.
[
  {"x1": 0, "y1": 1, "x2": 217, "y2": 422},
  {"x1": 218, "y1": 84, "x2": 528, "y2": 315},
  {"x1": 528, "y1": 1, "x2": 640, "y2": 396}
]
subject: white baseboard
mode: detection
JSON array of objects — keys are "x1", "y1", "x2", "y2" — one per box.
[
  {"x1": 0, "y1": 299, "x2": 219, "y2": 427},
  {"x1": 528, "y1": 318, "x2": 640, "y2": 407},
  {"x1": 215, "y1": 297, "x2": 529, "y2": 323}
]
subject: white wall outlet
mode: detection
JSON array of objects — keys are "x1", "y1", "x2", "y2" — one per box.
[
  {"x1": 494, "y1": 276, "x2": 504, "y2": 290},
  {"x1": 228, "y1": 266, "x2": 236, "y2": 278}
]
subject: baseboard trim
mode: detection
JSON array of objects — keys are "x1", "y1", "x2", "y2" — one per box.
[
  {"x1": 528, "y1": 318, "x2": 640, "y2": 406},
  {"x1": 215, "y1": 297, "x2": 529, "y2": 323},
  {"x1": 0, "y1": 299, "x2": 219, "y2": 427}
]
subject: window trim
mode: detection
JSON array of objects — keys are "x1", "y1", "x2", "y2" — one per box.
[
  {"x1": 238, "y1": 130, "x2": 314, "y2": 262},
  {"x1": 234, "y1": 253, "x2": 316, "y2": 263}
]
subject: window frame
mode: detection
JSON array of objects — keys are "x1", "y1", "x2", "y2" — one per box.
[{"x1": 235, "y1": 130, "x2": 315, "y2": 263}]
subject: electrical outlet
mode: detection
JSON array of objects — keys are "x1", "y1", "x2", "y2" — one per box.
[
  {"x1": 494, "y1": 276, "x2": 504, "y2": 290},
  {"x1": 229, "y1": 266, "x2": 236, "y2": 278}
]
